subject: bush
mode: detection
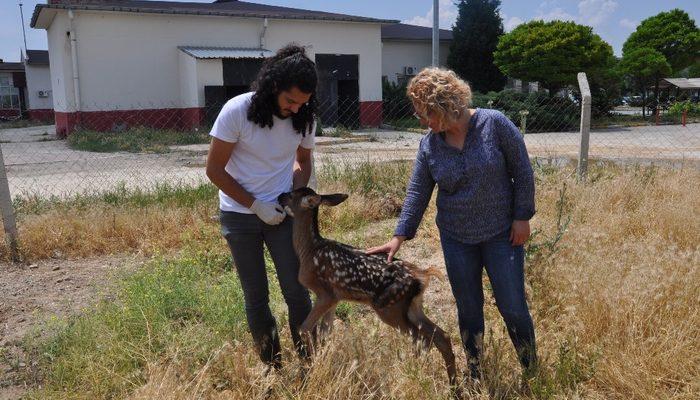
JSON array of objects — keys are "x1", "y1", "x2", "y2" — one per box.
[
  {"x1": 668, "y1": 100, "x2": 700, "y2": 116},
  {"x1": 590, "y1": 85, "x2": 622, "y2": 118},
  {"x1": 382, "y1": 80, "x2": 413, "y2": 122},
  {"x1": 474, "y1": 90, "x2": 580, "y2": 133}
]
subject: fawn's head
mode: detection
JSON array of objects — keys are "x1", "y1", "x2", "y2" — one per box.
[{"x1": 278, "y1": 187, "x2": 348, "y2": 217}]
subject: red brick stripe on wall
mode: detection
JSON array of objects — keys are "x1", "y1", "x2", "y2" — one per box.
[
  {"x1": 359, "y1": 101, "x2": 383, "y2": 127},
  {"x1": 54, "y1": 107, "x2": 205, "y2": 137}
]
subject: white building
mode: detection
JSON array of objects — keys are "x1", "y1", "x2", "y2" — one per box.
[
  {"x1": 24, "y1": 50, "x2": 54, "y2": 122},
  {"x1": 31, "y1": 0, "x2": 397, "y2": 135},
  {"x1": 381, "y1": 23, "x2": 452, "y2": 86},
  {"x1": 0, "y1": 61, "x2": 24, "y2": 119}
]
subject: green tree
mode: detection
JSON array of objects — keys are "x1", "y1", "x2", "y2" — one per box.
[
  {"x1": 687, "y1": 62, "x2": 700, "y2": 78},
  {"x1": 618, "y1": 47, "x2": 671, "y2": 117},
  {"x1": 447, "y1": 0, "x2": 507, "y2": 93},
  {"x1": 494, "y1": 20, "x2": 615, "y2": 95},
  {"x1": 622, "y1": 9, "x2": 700, "y2": 75}
]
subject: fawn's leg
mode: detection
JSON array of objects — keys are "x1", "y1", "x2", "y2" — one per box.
[
  {"x1": 299, "y1": 293, "x2": 337, "y2": 356},
  {"x1": 319, "y1": 305, "x2": 337, "y2": 339},
  {"x1": 410, "y1": 311, "x2": 458, "y2": 389}
]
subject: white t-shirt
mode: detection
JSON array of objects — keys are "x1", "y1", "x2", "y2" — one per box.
[{"x1": 209, "y1": 92, "x2": 316, "y2": 213}]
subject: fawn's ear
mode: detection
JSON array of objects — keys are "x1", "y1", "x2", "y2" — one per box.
[
  {"x1": 301, "y1": 194, "x2": 322, "y2": 209},
  {"x1": 320, "y1": 193, "x2": 348, "y2": 206}
]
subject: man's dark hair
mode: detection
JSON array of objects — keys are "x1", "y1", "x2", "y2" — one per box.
[{"x1": 248, "y1": 43, "x2": 317, "y2": 135}]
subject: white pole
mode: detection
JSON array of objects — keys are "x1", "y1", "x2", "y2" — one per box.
[
  {"x1": 19, "y1": 3, "x2": 28, "y2": 54},
  {"x1": 432, "y1": 0, "x2": 439, "y2": 66},
  {"x1": 68, "y1": 9, "x2": 81, "y2": 112}
]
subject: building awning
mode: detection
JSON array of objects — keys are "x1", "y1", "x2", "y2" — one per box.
[
  {"x1": 658, "y1": 78, "x2": 700, "y2": 90},
  {"x1": 178, "y1": 46, "x2": 273, "y2": 59},
  {"x1": 25, "y1": 50, "x2": 50, "y2": 66}
]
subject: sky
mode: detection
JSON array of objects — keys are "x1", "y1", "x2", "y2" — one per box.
[{"x1": 1, "y1": 0, "x2": 698, "y2": 62}]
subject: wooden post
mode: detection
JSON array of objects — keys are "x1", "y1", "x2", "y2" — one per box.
[{"x1": 577, "y1": 72, "x2": 591, "y2": 182}]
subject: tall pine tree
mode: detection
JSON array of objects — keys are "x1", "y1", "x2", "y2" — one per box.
[{"x1": 447, "y1": 0, "x2": 507, "y2": 93}]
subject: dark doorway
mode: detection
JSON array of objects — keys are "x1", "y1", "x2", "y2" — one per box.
[
  {"x1": 204, "y1": 85, "x2": 251, "y2": 124},
  {"x1": 315, "y1": 54, "x2": 360, "y2": 129},
  {"x1": 204, "y1": 58, "x2": 264, "y2": 124},
  {"x1": 223, "y1": 58, "x2": 263, "y2": 86}
]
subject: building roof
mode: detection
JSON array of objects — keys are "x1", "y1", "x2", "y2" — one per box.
[
  {"x1": 381, "y1": 23, "x2": 453, "y2": 41},
  {"x1": 179, "y1": 46, "x2": 272, "y2": 59},
  {"x1": 25, "y1": 50, "x2": 50, "y2": 66},
  {"x1": 658, "y1": 78, "x2": 700, "y2": 90},
  {"x1": 31, "y1": 0, "x2": 398, "y2": 28},
  {"x1": 0, "y1": 62, "x2": 25, "y2": 72}
]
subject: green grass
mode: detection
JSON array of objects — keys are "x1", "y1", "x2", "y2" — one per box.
[
  {"x1": 0, "y1": 118, "x2": 50, "y2": 130},
  {"x1": 23, "y1": 234, "x2": 275, "y2": 399},
  {"x1": 316, "y1": 160, "x2": 411, "y2": 199},
  {"x1": 12, "y1": 182, "x2": 218, "y2": 216},
  {"x1": 67, "y1": 126, "x2": 210, "y2": 153},
  {"x1": 384, "y1": 116, "x2": 421, "y2": 130}
]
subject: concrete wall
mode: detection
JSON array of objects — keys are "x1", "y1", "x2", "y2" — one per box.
[
  {"x1": 381, "y1": 40, "x2": 450, "y2": 84},
  {"x1": 178, "y1": 54, "x2": 224, "y2": 108},
  {"x1": 44, "y1": 10, "x2": 383, "y2": 111},
  {"x1": 265, "y1": 19, "x2": 383, "y2": 102},
  {"x1": 25, "y1": 64, "x2": 53, "y2": 110}
]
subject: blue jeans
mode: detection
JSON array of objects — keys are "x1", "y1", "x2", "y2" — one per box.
[
  {"x1": 440, "y1": 229, "x2": 537, "y2": 376},
  {"x1": 220, "y1": 211, "x2": 312, "y2": 367}
]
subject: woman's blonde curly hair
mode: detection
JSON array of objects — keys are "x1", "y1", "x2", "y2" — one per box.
[{"x1": 406, "y1": 67, "x2": 472, "y2": 127}]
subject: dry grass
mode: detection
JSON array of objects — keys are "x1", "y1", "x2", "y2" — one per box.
[
  {"x1": 131, "y1": 164, "x2": 699, "y2": 400},
  {"x1": 13, "y1": 162, "x2": 700, "y2": 399}
]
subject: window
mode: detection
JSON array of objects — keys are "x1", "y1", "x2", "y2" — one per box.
[{"x1": 0, "y1": 73, "x2": 19, "y2": 109}]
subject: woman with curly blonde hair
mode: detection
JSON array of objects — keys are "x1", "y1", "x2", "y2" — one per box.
[{"x1": 368, "y1": 67, "x2": 537, "y2": 384}]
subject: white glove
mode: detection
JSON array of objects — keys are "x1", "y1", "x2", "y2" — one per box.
[{"x1": 250, "y1": 199, "x2": 286, "y2": 225}]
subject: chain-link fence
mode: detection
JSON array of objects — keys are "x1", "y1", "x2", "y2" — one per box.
[
  {"x1": 0, "y1": 78, "x2": 698, "y2": 203},
  {"x1": 0, "y1": 73, "x2": 698, "y2": 258}
]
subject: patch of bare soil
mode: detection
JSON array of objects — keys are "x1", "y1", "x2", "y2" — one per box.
[{"x1": 0, "y1": 255, "x2": 143, "y2": 400}]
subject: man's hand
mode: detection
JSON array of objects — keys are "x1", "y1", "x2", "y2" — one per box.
[
  {"x1": 250, "y1": 200, "x2": 286, "y2": 225},
  {"x1": 510, "y1": 220, "x2": 531, "y2": 246}
]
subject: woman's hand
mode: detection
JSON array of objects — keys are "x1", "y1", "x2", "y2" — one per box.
[
  {"x1": 510, "y1": 220, "x2": 531, "y2": 246},
  {"x1": 366, "y1": 236, "x2": 406, "y2": 263}
]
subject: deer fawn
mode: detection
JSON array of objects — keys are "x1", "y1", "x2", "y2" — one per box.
[{"x1": 278, "y1": 187, "x2": 458, "y2": 391}]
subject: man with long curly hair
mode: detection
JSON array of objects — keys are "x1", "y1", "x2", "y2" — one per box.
[{"x1": 206, "y1": 43, "x2": 317, "y2": 370}]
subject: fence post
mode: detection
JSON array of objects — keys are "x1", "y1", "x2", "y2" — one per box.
[
  {"x1": 0, "y1": 143, "x2": 19, "y2": 261},
  {"x1": 577, "y1": 72, "x2": 591, "y2": 182},
  {"x1": 519, "y1": 109, "x2": 529, "y2": 134}
]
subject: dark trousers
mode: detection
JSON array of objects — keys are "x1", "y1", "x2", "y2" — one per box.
[
  {"x1": 220, "y1": 211, "x2": 312, "y2": 367},
  {"x1": 440, "y1": 229, "x2": 537, "y2": 377}
]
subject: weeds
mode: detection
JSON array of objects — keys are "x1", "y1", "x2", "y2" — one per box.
[{"x1": 67, "y1": 126, "x2": 210, "y2": 153}]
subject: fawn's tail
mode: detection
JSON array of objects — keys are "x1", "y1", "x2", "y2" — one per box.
[{"x1": 401, "y1": 261, "x2": 444, "y2": 288}]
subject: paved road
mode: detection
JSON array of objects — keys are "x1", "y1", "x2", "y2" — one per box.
[{"x1": 0, "y1": 123, "x2": 697, "y2": 199}]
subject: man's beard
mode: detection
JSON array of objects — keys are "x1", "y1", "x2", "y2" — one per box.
[{"x1": 274, "y1": 102, "x2": 291, "y2": 119}]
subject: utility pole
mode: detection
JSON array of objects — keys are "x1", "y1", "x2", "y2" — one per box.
[
  {"x1": 19, "y1": 3, "x2": 28, "y2": 55},
  {"x1": 432, "y1": 0, "x2": 439, "y2": 66}
]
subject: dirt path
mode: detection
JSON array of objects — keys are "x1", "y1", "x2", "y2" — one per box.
[{"x1": 0, "y1": 255, "x2": 144, "y2": 400}]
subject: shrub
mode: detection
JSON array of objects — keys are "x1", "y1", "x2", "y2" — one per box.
[
  {"x1": 382, "y1": 80, "x2": 413, "y2": 122},
  {"x1": 475, "y1": 90, "x2": 580, "y2": 133},
  {"x1": 668, "y1": 100, "x2": 700, "y2": 116}
]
